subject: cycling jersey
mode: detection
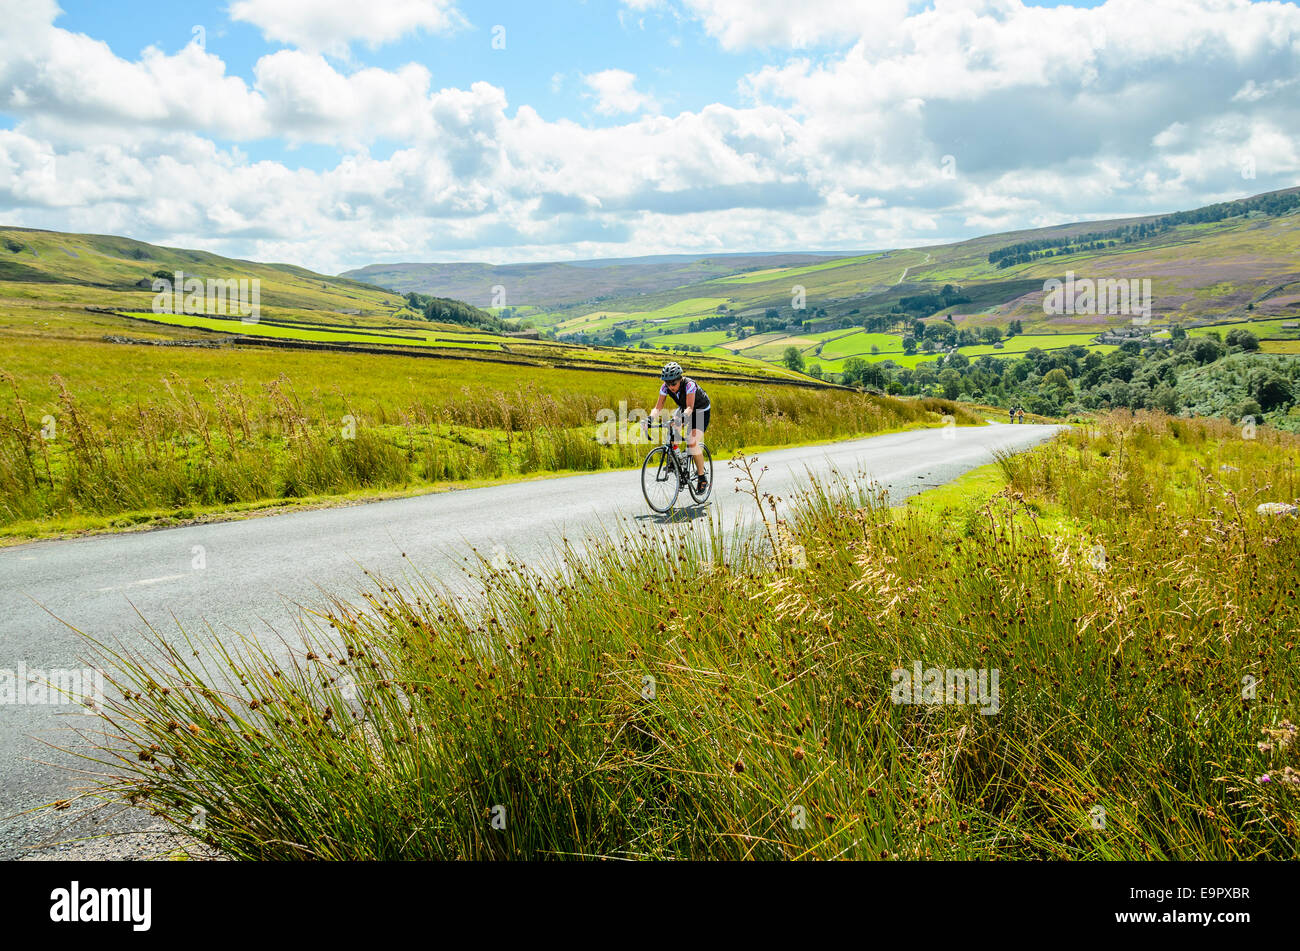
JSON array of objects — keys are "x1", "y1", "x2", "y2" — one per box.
[{"x1": 660, "y1": 377, "x2": 711, "y2": 412}]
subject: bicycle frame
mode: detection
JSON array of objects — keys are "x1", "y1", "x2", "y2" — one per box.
[{"x1": 647, "y1": 418, "x2": 692, "y2": 484}]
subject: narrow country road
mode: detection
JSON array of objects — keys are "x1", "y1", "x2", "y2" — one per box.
[{"x1": 0, "y1": 421, "x2": 1064, "y2": 857}]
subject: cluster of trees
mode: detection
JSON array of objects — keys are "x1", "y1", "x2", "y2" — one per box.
[
  {"x1": 989, "y1": 223, "x2": 1164, "y2": 268},
  {"x1": 686, "y1": 313, "x2": 737, "y2": 333},
  {"x1": 403, "y1": 292, "x2": 506, "y2": 332},
  {"x1": 830, "y1": 328, "x2": 1298, "y2": 430},
  {"x1": 894, "y1": 284, "x2": 971, "y2": 315},
  {"x1": 987, "y1": 190, "x2": 1300, "y2": 269}
]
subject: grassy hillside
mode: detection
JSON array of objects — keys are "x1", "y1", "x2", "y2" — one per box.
[
  {"x1": 343, "y1": 252, "x2": 854, "y2": 309},
  {"x1": 76, "y1": 411, "x2": 1300, "y2": 859},
  {"x1": 0, "y1": 225, "x2": 819, "y2": 382},
  {"x1": 410, "y1": 188, "x2": 1300, "y2": 379},
  {"x1": 0, "y1": 227, "x2": 404, "y2": 315}
]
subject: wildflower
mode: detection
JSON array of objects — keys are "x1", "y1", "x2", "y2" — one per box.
[{"x1": 1257, "y1": 774, "x2": 1270, "y2": 783}]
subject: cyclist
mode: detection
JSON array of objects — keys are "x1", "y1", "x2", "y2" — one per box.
[{"x1": 646, "y1": 362, "x2": 711, "y2": 495}]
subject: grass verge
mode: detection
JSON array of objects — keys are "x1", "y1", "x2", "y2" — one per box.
[{"x1": 62, "y1": 410, "x2": 1299, "y2": 859}]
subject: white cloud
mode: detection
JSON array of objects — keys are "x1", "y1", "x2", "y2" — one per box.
[
  {"x1": 228, "y1": 0, "x2": 467, "y2": 55},
  {"x1": 2, "y1": 0, "x2": 1300, "y2": 271},
  {"x1": 582, "y1": 69, "x2": 660, "y2": 116}
]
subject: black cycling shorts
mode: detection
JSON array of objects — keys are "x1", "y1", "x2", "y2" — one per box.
[{"x1": 686, "y1": 406, "x2": 710, "y2": 433}]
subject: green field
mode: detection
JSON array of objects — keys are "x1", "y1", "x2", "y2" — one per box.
[{"x1": 1187, "y1": 317, "x2": 1300, "y2": 340}]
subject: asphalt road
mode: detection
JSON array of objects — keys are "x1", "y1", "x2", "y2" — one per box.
[{"x1": 0, "y1": 421, "x2": 1064, "y2": 857}]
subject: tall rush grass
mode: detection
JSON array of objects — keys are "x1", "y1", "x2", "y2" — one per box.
[{"x1": 63, "y1": 410, "x2": 1298, "y2": 859}]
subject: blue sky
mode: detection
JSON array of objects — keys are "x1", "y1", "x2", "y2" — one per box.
[{"x1": 0, "y1": 0, "x2": 1296, "y2": 272}]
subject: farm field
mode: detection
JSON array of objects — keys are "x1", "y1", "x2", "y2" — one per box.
[
  {"x1": 706, "y1": 252, "x2": 885, "y2": 285},
  {"x1": 1186, "y1": 317, "x2": 1300, "y2": 340},
  {"x1": 557, "y1": 297, "x2": 730, "y2": 335},
  {"x1": 520, "y1": 191, "x2": 1300, "y2": 382}
]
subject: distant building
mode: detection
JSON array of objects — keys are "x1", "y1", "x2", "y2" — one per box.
[{"x1": 1094, "y1": 326, "x2": 1170, "y2": 347}]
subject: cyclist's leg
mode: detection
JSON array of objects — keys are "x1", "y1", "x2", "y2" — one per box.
[{"x1": 688, "y1": 407, "x2": 709, "y2": 476}]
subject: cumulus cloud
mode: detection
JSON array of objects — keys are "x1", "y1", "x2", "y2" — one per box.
[
  {"x1": 228, "y1": 0, "x2": 467, "y2": 56},
  {"x1": 582, "y1": 69, "x2": 660, "y2": 116},
  {"x1": 1, "y1": 0, "x2": 1299, "y2": 271}
]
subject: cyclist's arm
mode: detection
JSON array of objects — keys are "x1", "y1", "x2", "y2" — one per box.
[{"x1": 649, "y1": 392, "x2": 667, "y2": 421}]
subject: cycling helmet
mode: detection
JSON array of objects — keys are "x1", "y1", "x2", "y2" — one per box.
[{"x1": 661, "y1": 362, "x2": 683, "y2": 382}]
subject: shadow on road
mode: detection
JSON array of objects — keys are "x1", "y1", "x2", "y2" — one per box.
[{"x1": 634, "y1": 503, "x2": 712, "y2": 525}]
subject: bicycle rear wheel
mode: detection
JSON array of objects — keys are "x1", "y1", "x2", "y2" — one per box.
[
  {"x1": 688, "y1": 444, "x2": 714, "y2": 504},
  {"x1": 641, "y1": 446, "x2": 679, "y2": 513}
]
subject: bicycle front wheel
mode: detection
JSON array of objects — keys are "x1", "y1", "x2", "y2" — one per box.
[
  {"x1": 641, "y1": 446, "x2": 680, "y2": 513},
  {"x1": 688, "y1": 444, "x2": 714, "y2": 504}
]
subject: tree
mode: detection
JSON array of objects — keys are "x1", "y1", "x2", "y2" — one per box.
[
  {"x1": 1192, "y1": 337, "x2": 1225, "y2": 364},
  {"x1": 863, "y1": 363, "x2": 889, "y2": 390},
  {"x1": 783, "y1": 346, "x2": 805, "y2": 373},
  {"x1": 1248, "y1": 369, "x2": 1294, "y2": 411},
  {"x1": 902, "y1": 335, "x2": 918, "y2": 355},
  {"x1": 612, "y1": 328, "x2": 628, "y2": 345},
  {"x1": 1225, "y1": 329, "x2": 1260, "y2": 352},
  {"x1": 807, "y1": 364, "x2": 824, "y2": 380},
  {"x1": 938, "y1": 368, "x2": 961, "y2": 400},
  {"x1": 1043, "y1": 367, "x2": 1074, "y2": 401}
]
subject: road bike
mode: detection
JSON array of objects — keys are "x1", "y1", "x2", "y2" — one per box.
[{"x1": 641, "y1": 417, "x2": 713, "y2": 513}]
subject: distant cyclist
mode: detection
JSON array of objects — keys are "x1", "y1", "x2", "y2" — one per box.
[{"x1": 647, "y1": 362, "x2": 711, "y2": 495}]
